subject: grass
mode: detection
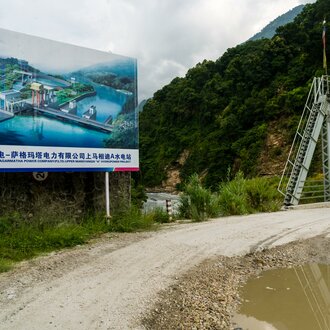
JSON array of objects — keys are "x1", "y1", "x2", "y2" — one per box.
[
  {"x1": 150, "y1": 207, "x2": 173, "y2": 223},
  {"x1": 0, "y1": 174, "x2": 283, "y2": 273},
  {"x1": 110, "y1": 206, "x2": 155, "y2": 232},
  {"x1": 0, "y1": 259, "x2": 12, "y2": 273},
  {"x1": 0, "y1": 208, "x2": 156, "y2": 273},
  {"x1": 0, "y1": 215, "x2": 107, "y2": 272},
  {"x1": 218, "y1": 172, "x2": 282, "y2": 215},
  {"x1": 179, "y1": 172, "x2": 282, "y2": 219}
]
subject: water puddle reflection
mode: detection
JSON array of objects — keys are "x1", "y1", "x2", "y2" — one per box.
[{"x1": 233, "y1": 264, "x2": 330, "y2": 330}]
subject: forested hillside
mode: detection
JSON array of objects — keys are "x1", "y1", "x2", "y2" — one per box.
[
  {"x1": 139, "y1": 0, "x2": 330, "y2": 189},
  {"x1": 249, "y1": 4, "x2": 304, "y2": 41}
]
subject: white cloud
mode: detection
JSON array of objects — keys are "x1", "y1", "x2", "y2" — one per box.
[{"x1": 0, "y1": 0, "x2": 316, "y2": 100}]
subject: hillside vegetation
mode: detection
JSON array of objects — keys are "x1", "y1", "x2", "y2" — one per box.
[
  {"x1": 249, "y1": 4, "x2": 305, "y2": 41},
  {"x1": 140, "y1": 0, "x2": 330, "y2": 189}
]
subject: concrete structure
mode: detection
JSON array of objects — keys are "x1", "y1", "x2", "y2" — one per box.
[
  {"x1": 43, "y1": 85, "x2": 56, "y2": 105},
  {"x1": 60, "y1": 100, "x2": 77, "y2": 115},
  {"x1": 30, "y1": 82, "x2": 44, "y2": 108},
  {"x1": 0, "y1": 89, "x2": 25, "y2": 114},
  {"x1": 83, "y1": 105, "x2": 97, "y2": 120}
]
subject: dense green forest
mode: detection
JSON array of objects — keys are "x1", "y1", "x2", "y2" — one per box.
[{"x1": 139, "y1": 0, "x2": 330, "y2": 189}]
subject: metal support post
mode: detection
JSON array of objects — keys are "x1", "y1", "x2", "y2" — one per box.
[
  {"x1": 105, "y1": 172, "x2": 111, "y2": 223},
  {"x1": 322, "y1": 103, "x2": 330, "y2": 201}
]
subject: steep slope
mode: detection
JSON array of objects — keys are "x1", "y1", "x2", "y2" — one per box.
[
  {"x1": 139, "y1": 0, "x2": 330, "y2": 189},
  {"x1": 249, "y1": 4, "x2": 305, "y2": 41}
]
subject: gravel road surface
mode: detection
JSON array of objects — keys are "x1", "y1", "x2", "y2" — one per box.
[{"x1": 0, "y1": 207, "x2": 329, "y2": 329}]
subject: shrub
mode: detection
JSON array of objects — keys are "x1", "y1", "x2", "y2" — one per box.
[
  {"x1": 150, "y1": 207, "x2": 172, "y2": 223},
  {"x1": 178, "y1": 194, "x2": 191, "y2": 219},
  {"x1": 218, "y1": 172, "x2": 282, "y2": 215},
  {"x1": 110, "y1": 206, "x2": 155, "y2": 232},
  {"x1": 179, "y1": 174, "x2": 220, "y2": 221},
  {"x1": 218, "y1": 172, "x2": 249, "y2": 216},
  {"x1": 246, "y1": 177, "x2": 282, "y2": 212}
]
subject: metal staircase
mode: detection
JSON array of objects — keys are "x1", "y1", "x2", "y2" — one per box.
[{"x1": 278, "y1": 76, "x2": 330, "y2": 206}]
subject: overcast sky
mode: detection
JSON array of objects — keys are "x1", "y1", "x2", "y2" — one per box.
[{"x1": 0, "y1": 0, "x2": 315, "y2": 100}]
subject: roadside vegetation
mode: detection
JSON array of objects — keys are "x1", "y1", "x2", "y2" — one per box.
[
  {"x1": 218, "y1": 172, "x2": 282, "y2": 215},
  {"x1": 179, "y1": 173, "x2": 220, "y2": 221},
  {"x1": 0, "y1": 211, "x2": 107, "y2": 273},
  {"x1": 0, "y1": 207, "x2": 163, "y2": 273},
  {"x1": 179, "y1": 172, "x2": 282, "y2": 221},
  {"x1": 0, "y1": 172, "x2": 282, "y2": 273}
]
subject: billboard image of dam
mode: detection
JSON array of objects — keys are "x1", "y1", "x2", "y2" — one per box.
[{"x1": 0, "y1": 28, "x2": 138, "y2": 172}]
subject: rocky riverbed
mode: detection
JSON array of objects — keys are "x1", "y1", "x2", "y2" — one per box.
[{"x1": 142, "y1": 234, "x2": 330, "y2": 329}]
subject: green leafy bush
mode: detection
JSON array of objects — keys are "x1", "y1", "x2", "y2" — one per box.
[
  {"x1": 178, "y1": 194, "x2": 191, "y2": 219},
  {"x1": 218, "y1": 172, "x2": 250, "y2": 215},
  {"x1": 246, "y1": 177, "x2": 282, "y2": 212},
  {"x1": 218, "y1": 172, "x2": 282, "y2": 215},
  {"x1": 179, "y1": 174, "x2": 220, "y2": 221}
]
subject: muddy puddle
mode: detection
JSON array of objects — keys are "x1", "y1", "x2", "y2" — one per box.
[{"x1": 233, "y1": 264, "x2": 330, "y2": 330}]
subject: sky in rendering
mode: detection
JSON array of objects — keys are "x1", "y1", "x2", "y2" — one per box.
[{"x1": 0, "y1": 0, "x2": 315, "y2": 100}]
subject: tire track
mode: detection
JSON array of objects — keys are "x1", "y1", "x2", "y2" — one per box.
[{"x1": 250, "y1": 217, "x2": 330, "y2": 252}]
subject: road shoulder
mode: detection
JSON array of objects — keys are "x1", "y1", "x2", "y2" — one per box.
[{"x1": 142, "y1": 234, "x2": 330, "y2": 329}]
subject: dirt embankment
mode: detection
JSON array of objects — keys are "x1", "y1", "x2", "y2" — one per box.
[{"x1": 142, "y1": 235, "x2": 330, "y2": 330}]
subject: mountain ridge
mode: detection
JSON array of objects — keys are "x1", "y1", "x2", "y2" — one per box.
[
  {"x1": 249, "y1": 4, "x2": 305, "y2": 41},
  {"x1": 139, "y1": 0, "x2": 329, "y2": 190}
]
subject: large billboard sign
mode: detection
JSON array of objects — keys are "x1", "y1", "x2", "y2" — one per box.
[{"x1": 0, "y1": 28, "x2": 138, "y2": 172}]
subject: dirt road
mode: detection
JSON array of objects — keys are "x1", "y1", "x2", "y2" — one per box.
[{"x1": 0, "y1": 207, "x2": 330, "y2": 329}]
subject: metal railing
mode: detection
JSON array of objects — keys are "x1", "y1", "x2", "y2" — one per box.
[{"x1": 278, "y1": 76, "x2": 329, "y2": 205}]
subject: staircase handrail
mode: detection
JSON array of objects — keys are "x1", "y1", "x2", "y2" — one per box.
[{"x1": 278, "y1": 76, "x2": 328, "y2": 197}]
